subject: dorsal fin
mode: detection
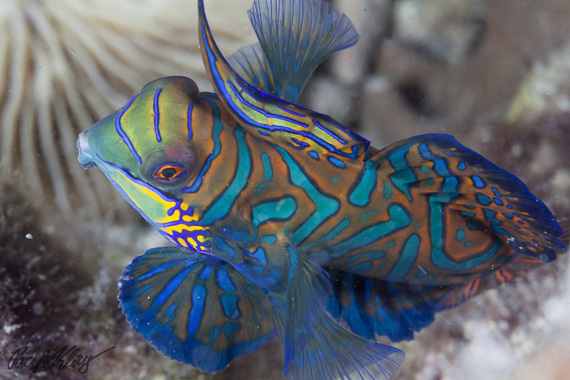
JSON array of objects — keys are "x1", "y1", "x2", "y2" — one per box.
[
  {"x1": 228, "y1": 0, "x2": 359, "y2": 103},
  {"x1": 198, "y1": 0, "x2": 369, "y2": 163}
]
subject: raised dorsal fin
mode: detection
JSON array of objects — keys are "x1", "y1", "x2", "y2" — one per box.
[
  {"x1": 228, "y1": 0, "x2": 359, "y2": 103},
  {"x1": 198, "y1": 0, "x2": 369, "y2": 163}
]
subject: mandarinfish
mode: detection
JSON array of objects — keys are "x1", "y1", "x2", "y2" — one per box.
[{"x1": 77, "y1": 0, "x2": 566, "y2": 379}]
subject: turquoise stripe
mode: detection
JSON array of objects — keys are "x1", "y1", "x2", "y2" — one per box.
[
  {"x1": 261, "y1": 153, "x2": 273, "y2": 181},
  {"x1": 304, "y1": 219, "x2": 350, "y2": 250},
  {"x1": 383, "y1": 181, "x2": 392, "y2": 199},
  {"x1": 349, "y1": 160, "x2": 378, "y2": 207},
  {"x1": 419, "y1": 143, "x2": 458, "y2": 193},
  {"x1": 429, "y1": 195, "x2": 500, "y2": 271},
  {"x1": 201, "y1": 128, "x2": 251, "y2": 224},
  {"x1": 276, "y1": 147, "x2": 339, "y2": 245},
  {"x1": 329, "y1": 205, "x2": 410, "y2": 259},
  {"x1": 387, "y1": 234, "x2": 420, "y2": 280},
  {"x1": 252, "y1": 197, "x2": 297, "y2": 228},
  {"x1": 388, "y1": 145, "x2": 415, "y2": 201}
]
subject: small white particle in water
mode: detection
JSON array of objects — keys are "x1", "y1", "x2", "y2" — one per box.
[
  {"x1": 442, "y1": 316, "x2": 453, "y2": 326},
  {"x1": 3, "y1": 324, "x2": 21, "y2": 334},
  {"x1": 25, "y1": 233, "x2": 33, "y2": 239},
  {"x1": 59, "y1": 325, "x2": 65, "y2": 332},
  {"x1": 510, "y1": 144, "x2": 523, "y2": 158},
  {"x1": 33, "y1": 302, "x2": 44, "y2": 315}
]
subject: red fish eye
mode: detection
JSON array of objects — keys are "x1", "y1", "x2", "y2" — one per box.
[{"x1": 152, "y1": 164, "x2": 187, "y2": 182}]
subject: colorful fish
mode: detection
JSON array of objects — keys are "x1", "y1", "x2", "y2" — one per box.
[{"x1": 76, "y1": 0, "x2": 567, "y2": 379}]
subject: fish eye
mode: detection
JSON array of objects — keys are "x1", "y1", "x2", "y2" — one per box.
[
  {"x1": 151, "y1": 163, "x2": 187, "y2": 183},
  {"x1": 141, "y1": 145, "x2": 197, "y2": 188}
]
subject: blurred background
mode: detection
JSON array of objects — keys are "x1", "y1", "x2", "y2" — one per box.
[{"x1": 1, "y1": 0, "x2": 569, "y2": 379}]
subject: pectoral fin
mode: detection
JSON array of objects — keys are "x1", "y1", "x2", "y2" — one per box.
[{"x1": 118, "y1": 247, "x2": 275, "y2": 371}]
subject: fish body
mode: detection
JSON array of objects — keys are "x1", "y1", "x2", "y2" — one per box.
[{"x1": 77, "y1": 0, "x2": 566, "y2": 379}]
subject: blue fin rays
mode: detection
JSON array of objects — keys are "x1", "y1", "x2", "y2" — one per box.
[
  {"x1": 267, "y1": 243, "x2": 405, "y2": 380},
  {"x1": 229, "y1": 0, "x2": 359, "y2": 103},
  {"x1": 198, "y1": 0, "x2": 370, "y2": 162},
  {"x1": 118, "y1": 247, "x2": 275, "y2": 371}
]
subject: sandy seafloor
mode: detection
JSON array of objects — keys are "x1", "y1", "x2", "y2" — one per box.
[{"x1": 1, "y1": 0, "x2": 570, "y2": 379}]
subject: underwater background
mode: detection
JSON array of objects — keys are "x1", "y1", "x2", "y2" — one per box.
[{"x1": 1, "y1": 0, "x2": 569, "y2": 379}]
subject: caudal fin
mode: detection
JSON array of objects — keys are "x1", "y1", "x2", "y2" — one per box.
[{"x1": 372, "y1": 133, "x2": 567, "y2": 263}]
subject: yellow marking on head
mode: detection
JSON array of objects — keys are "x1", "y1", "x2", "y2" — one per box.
[
  {"x1": 109, "y1": 169, "x2": 179, "y2": 224},
  {"x1": 160, "y1": 223, "x2": 207, "y2": 236},
  {"x1": 177, "y1": 238, "x2": 189, "y2": 248},
  {"x1": 197, "y1": 235, "x2": 206, "y2": 243},
  {"x1": 187, "y1": 237, "x2": 198, "y2": 249}
]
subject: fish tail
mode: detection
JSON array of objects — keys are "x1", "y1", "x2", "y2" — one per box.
[
  {"x1": 439, "y1": 253, "x2": 552, "y2": 308},
  {"x1": 373, "y1": 133, "x2": 567, "y2": 261}
]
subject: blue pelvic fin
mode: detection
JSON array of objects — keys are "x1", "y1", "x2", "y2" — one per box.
[
  {"x1": 268, "y1": 244, "x2": 404, "y2": 380},
  {"x1": 118, "y1": 247, "x2": 275, "y2": 371},
  {"x1": 326, "y1": 269, "x2": 448, "y2": 342},
  {"x1": 229, "y1": 0, "x2": 358, "y2": 103},
  {"x1": 287, "y1": 314, "x2": 404, "y2": 380}
]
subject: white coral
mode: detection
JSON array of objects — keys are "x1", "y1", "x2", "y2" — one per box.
[{"x1": 0, "y1": 0, "x2": 255, "y2": 213}]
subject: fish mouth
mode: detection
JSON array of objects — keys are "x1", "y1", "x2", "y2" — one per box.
[{"x1": 77, "y1": 131, "x2": 96, "y2": 169}]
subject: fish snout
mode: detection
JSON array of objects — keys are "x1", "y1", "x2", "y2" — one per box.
[{"x1": 77, "y1": 131, "x2": 96, "y2": 169}]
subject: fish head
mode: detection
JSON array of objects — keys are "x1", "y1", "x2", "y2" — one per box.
[{"x1": 77, "y1": 76, "x2": 212, "y2": 247}]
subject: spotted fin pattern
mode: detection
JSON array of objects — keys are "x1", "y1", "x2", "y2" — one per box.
[{"x1": 325, "y1": 134, "x2": 565, "y2": 285}]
